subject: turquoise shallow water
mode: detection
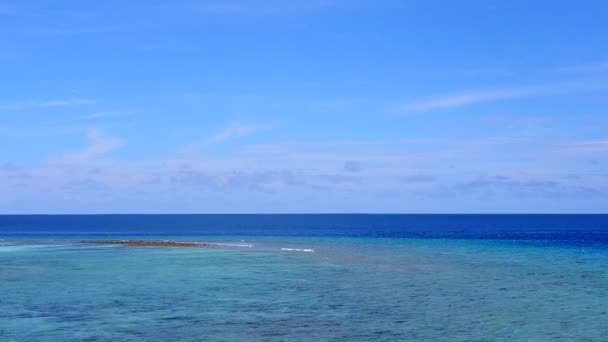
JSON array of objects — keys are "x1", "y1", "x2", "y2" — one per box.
[{"x1": 1, "y1": 237, "x2": 607, "y2": 341}]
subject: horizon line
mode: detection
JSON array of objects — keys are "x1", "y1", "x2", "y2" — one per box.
[{"x1": 1, "y1": 213, "x2": 607, "y2": 216}]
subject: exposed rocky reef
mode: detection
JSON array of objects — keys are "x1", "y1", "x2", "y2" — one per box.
[{"x1": 81, "y1": 240, "x2": 211, "y2": 248}]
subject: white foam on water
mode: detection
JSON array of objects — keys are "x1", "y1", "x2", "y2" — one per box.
[
  {"x1": 0, "y1": 245, "x2": 29, "y2": 253},
  {"x1": 0, "y1": 244, "x2": 61, "y2": 252},
  {"x1": 280, "y1": 247, "x2": 315, "y2": 253}
]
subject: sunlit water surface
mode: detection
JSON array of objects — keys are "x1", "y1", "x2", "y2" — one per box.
[
  {"x1": 1, "y1": 236, "x2": 607, "y2": 341},
  {"x1": 2, "y1": 215, "x2": 608, "y2": 341}
]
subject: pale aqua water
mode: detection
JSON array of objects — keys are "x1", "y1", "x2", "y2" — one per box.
[{"x1": 1, "y1": 236, "x2": 607, "y2": 341}]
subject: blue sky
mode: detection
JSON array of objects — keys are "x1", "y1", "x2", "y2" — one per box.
[{"x1": 1, "y1": 0, "x2": 607, "y2": 213}]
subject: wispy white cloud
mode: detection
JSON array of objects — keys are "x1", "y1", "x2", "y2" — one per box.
[
  {"x1": 176, "y1": 122, "x2": 266, "y2": 156},
  {"x1": 0, "y1": 98, "x2": 96, "y2": 110},
  {"x1": 209, "y1": 122, "x2": 263, "y2": 143},
  {"x1": 80, "y1": 110, "x2": 134, "y2": 120},
  {"x1": 395, "y1": 87, "x2": 543, "y2": 113},
  {"x1": 42, "y1": 99, "x2": 96, "y2": 107},
  {"x1": 474, "y1": 136, "x2": 531, "y2": 146},
  {"x1": 393, "y1": 81, "x2": 603, "y2": 113},
  {"x1": 3, "y1": 134, "x2": 608, "y2": 213},
  {"x1": 54, "y1": 129, "x2": 123, "y2": 163}
]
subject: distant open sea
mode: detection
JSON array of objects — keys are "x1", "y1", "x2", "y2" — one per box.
[{"x1": 1, "y1": 214, "x2": 608, "y2": 341}]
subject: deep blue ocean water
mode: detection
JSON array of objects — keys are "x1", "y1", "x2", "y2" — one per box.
[{"x1": 1, "y1": 215, "x2": 608, "y2": 341}]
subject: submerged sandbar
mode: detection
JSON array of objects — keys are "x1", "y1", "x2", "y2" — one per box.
[{"x1": 81, "y1": 240, "x2": 211, "y2": 248}]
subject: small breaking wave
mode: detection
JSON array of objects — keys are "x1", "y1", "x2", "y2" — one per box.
[
  {"x1": 281, "y1": 247, "x2": 315, "y2": 253},
  {"x1": 0, "y1": 244, "x2": 64, "y2": 252}
]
